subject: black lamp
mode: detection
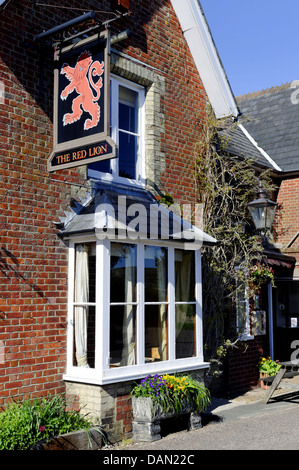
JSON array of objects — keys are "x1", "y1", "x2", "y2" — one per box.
[{"x1": 247, "y1": 181, "x2": 278, "y2": 235}]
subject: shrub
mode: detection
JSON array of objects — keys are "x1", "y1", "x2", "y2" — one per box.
[{"x1": 0, "y1": 394, "x2": 94, "y2": 450}]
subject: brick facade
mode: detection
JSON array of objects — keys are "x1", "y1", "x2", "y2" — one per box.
[
  {"x1": 65, "y1": 368, "x2": 205, "y2": 442},
  {"x1": 226, "y1": 338, "x2": 266, "y2": 397},
  {"x1": 276, "y1": 177, "x2": 299, "y2": 276},
  {"x1": 225, "y1": 175, "x2": 299, "y2": 396},
  {"x1": 0, "y1": 0, "x2": 208, "y2": 442}
]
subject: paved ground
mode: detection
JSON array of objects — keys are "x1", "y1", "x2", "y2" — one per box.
[{"x1": 112, "y1": 378, "x2": 299, "y2": 451}]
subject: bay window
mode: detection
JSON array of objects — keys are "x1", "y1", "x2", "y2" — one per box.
[{"x1": 65, "y1": 238, "x2": 207, "y2": 384}]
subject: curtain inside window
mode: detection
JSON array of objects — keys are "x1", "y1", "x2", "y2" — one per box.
[
  {"x1": 110, "y1": 243, "x2": 136, "y2": 368},
  {"x1": 175, "y1": 251, "x2": 194, "y2": 302},
  {"x1": 121, "y1": 246, "x2": 136, "y2": 366},
  {"x1": 145, "y1": 246, "x2": 168, "y2": 362},
  {"x1": 157, "y1": 252, "x2": 167, "y2": 361},
  {"x1": 74, "y1": 244, "x2": 89, "y2": 368},
  {"x1": 175, "y1": 250, "x2": 196, "y2": 358}
]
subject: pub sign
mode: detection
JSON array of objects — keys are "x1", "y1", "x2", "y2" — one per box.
[{"x1": 48, "y1": 30, "x2": 117, "y2": 171}]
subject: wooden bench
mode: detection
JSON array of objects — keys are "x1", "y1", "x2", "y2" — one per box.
[
  {"x1": 259, "y1": 371, "x2": 299, "y2": 384},
  {"x1": 262, "y1": 362, "x2": 299, "y2": 404}
]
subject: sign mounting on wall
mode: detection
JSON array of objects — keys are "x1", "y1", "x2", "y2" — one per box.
[{"x1": 47, "y1": 30, "x2": 117, "y2": 172}]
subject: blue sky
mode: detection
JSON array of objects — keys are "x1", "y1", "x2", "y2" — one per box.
[{"x1": 200, "y1": 0, "x2": 299, "y2": 97}]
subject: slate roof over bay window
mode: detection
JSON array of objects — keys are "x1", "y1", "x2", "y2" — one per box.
[{"x1": 57, "y1": 181, "x2": 217, "y2": 247}]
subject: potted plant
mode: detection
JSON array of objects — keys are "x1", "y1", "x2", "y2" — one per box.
[
  {"x1": 258, "y1": 356, "x2": 281, "y2": 390},
  {"x1": 249, "y1": 264, "x2": 275, "y2": 294},
  {"x1": 131, "y1": 373, "x2": 210, "y2": 441}
]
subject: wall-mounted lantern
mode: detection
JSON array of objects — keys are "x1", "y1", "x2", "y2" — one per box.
[{"x1": 247, "y1": 181, "x2": 278, "y2": 236}]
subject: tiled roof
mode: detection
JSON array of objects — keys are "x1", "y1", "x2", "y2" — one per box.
[
  {"x1": 219, "y1": 124, "x2": 279, "y2": 170},
  {"x1": 59, "y1": 182, "x2": 217, "y2": 246},
  {"x1": 236, "y1": 82, "x2": 299, "y2": 173}
]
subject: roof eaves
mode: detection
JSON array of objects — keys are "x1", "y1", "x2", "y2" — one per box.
[
  {"x1": 59, "y1": 187, "x2": 217, "y2": 246},
  {"x1": 170, "y1": 0, "x2": 240, "y2": 119}
]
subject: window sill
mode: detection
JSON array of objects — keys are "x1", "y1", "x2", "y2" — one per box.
[
  {"x1": 63, "y1": 359, "x2": 210, "y2": 386},
  {"x1": 238, "y1": 334, "x2": 254, "y2": 341},
  {"x1": 88, "y1": 172, "x2": 146, "y2": 190}
]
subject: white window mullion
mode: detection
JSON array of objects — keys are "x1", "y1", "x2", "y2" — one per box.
[
  {"x1": 137, "y1": 87, "x2": 145, "y2": 182},
  {"x1": 110, "y1": 78, "x2": 119, "y2": 177},
  {"x1": 137, "y1": 243, "x2": 145, "y2": 365},
  {"x1": 67, "y1": 242, "x2": 75, "y2": 373},
  {"x1": 95, "y1": 239, "x2": 110, "y2": 375},
  {"x1": 168, "y1": 247, "x2": 175, "y2": 361},
  {"x1": 195, "y1": 250, "x2": 203, "y2": 360}
]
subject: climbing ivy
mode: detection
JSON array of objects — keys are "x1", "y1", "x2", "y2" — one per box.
[{"x1": 195, "y1": 106, "x2": 275, "y2": 384}]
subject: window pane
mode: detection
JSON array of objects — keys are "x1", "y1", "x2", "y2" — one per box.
[
  {"x1": 236, "y1": 277, "x2": 250, "y2": 335},
  {"x1": 119, "y1": 86, "x2": 138, "y2": 133},
  {"x1": 74, "y1": 243, "x2": 96, "y2": 303},
  {"x1": 175, "y1": 304, "x2": 196, "y2": 359},
  {"x1": 110, "y1": 305, "x2": 136, "y2": 367},
  {"x1": 145, "y1": 305, "x2": 168, "y2": 362},
  {"x1": 73, "y1": 243, "x2": 96, "y2": 368},
  {"x1": 175, "y1": 250, "x2": 195, "y2": 302},
  {"x1": 119, "y1": 131, "x2": 137, "y2": 179},
  {"x1": 88, "y1": 159, "x2": 112, "y2": 174},
  {"x1": 145, "y1": 246, "x2": 168, "y2": 302},
  {"x1": 73, "y1": 305, "x2": 96, "y2": 368},
  {"x1": 236, "y1": 290, "x2": 248, "y2": 333},
  {"x1": 118, "y1": 85, "x2": 139, "y2": 180},
  {"x1": 110, "y1": 243, "x2": 137, "y2": 303}
]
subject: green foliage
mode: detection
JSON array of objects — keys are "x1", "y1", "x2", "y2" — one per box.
[
  {"x1": 0, "y1": 394, "x2": 94, "y2": 450},
  {"x1": 249, "y1": 263, "x2": 275, "y2": 293},
  {"x1": 258, "y1": 357, "x2": 281, "y2": 376},
  {"x1": 155, "y1": 193, "x2": 174, "y2": 207},
  {"x1": 132, "y1": 373, "x2": 211, "y2": 415}
]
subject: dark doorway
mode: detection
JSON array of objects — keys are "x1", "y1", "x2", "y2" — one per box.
[{"x1": 273, "y1": 280, "x2": 299, "y2": 361}]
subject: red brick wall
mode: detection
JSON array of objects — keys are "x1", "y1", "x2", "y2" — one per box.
[
  {"x1": 227, "y1": 337, "x2": 267, "y2": 396},
  {"x1": 0, "y1": 0, "x2": 207, "y2": 408},
  {"x1": 111, "y1": 0, "x2": 208, "y2": 204},
  {"x1": 0, "y1": 1, "x2": 89, "y2": 405},
  {"x1": 276, "y1": 177, "x2": 299, "y2": 275},
  {"x1": 116, "y1": 395, "x2": 133, "y2": 439}
]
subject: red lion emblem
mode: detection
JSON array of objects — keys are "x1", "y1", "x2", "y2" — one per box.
[{"x1": 60, "y1": 50, "x2": 104, "y2": 131}]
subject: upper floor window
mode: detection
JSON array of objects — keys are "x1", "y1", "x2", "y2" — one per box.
[{"x1": 88, "y1": 75, "x2": 145, "y2": 184}]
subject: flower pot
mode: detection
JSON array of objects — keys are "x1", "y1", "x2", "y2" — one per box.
[
  {"x1": 131, "y1": 396, "x2": 163, "y2": 441},
  {"x1": 260, "y1": 372, "x2": 270, "y2": 390},
  {"x1": 131, "y1": 396, "x2": 202, "y2": 442},
  {"x1": 30, "y1": 428, "x2": 104, "y2": 450}
]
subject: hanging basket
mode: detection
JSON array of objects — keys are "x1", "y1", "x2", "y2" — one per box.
[{"x1": 249, "y1": 264, "x2": 275, "y2": 294}]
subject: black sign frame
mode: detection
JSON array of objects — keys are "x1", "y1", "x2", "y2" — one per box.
[{"x1": 48, "y1": 30, "x2": 117, "y2": 172}]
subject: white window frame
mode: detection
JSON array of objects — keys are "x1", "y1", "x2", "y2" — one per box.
[
  {"x1": 88, "y1": 75, "x2": 145, "y2": 187},
  {"x1": 64, "y1": 236, "x2": 208, "y2": 385},
  {"x1": 235, "y1": 268, "x2": 254, "y2": 341}
]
